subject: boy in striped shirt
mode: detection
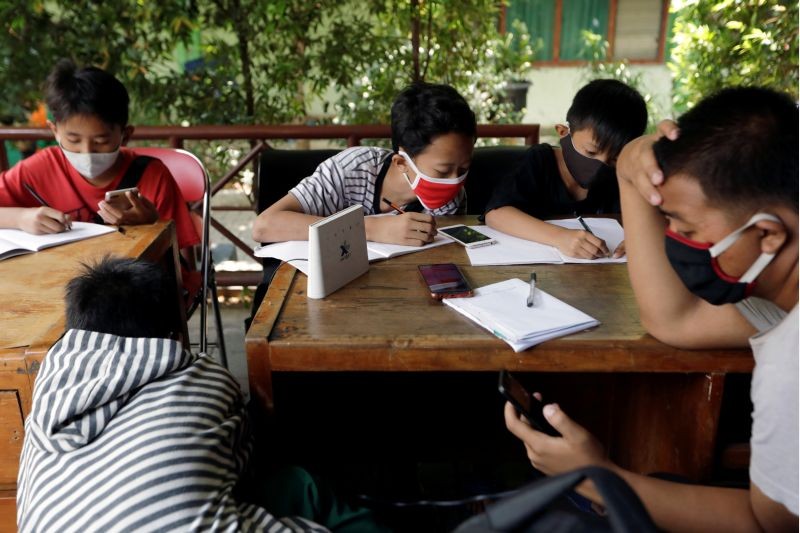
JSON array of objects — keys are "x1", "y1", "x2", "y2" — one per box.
[{"x1": 252, "y1": 82, "x2": 477, "y2": 247}]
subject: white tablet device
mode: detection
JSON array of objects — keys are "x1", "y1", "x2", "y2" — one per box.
[
  {"x1": 439, "y1": 224, "x2": 497, "y2": 249},
  {"x1": 307, "y1": 204, "x2": 370, "y2": 299}
]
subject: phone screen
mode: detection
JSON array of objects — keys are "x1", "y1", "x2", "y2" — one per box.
[
  {"x1": 440, "y1": 225, "x2": 493, "y2": 245},
  {"x1": 418, "y1": 263, "x2": 471, "y2": 297},
  {"x1": 498, "y1": 370, "x2": 560, "y2": 436}
]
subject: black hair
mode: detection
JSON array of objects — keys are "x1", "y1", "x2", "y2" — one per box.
[
  {"x1": 653, "y1": 86, "x2": 798, "y2": 213},
  {"x1": 391, "y1": 81, "x2": 477, "y2": 156},
  {"x1": 45, "y1": 59, "x2": 129, "y2": 127},
  {"x1": 65, "y1": 256, "x2": 174, "y2": 338},
  {"x1": 566, "y1": 79, "x2": 647, "y2": 160}
]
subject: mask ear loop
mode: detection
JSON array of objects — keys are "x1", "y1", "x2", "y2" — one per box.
[{"x1": 709, "y1": 212, "x2": 782, "y2": 283}]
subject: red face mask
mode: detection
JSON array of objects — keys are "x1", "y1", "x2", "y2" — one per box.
[{"x1": 399, "y1": 150, "x2": 467, "y2": 210}]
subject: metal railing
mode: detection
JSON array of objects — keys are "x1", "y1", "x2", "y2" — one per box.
[{"x1": 0, "y1": 124, "x2": 540, "y2": 285}]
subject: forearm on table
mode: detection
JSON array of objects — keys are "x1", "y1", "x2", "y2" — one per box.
[
  {"x1": 485, "y1": 206, "x2": 564, "y2": 246},
  {"x1": 579, "y1": 466, "x2": 759, "y2": 533},
  {"x1": 0, "y1": 207, "x2": 25, "y2": 229},
  {"x1": 619, "y1": 179, "x2": 753, "y2": 348},
  {"x1": 251, "y1": 210, "x2": 322, "y2": 242}
]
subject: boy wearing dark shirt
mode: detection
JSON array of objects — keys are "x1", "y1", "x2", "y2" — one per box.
[{"x1": 484, "y1": 79, "x2": 646, "y2": 259}]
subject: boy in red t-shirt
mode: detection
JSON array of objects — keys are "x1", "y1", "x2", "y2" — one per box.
[{"x1": 0, "y1": 59, "x2": 199, "y2": 255}]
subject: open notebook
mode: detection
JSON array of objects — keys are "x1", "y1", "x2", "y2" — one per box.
[
  {"x1": 254, "y1": 235, "x2": 453, "y2": 276},
  {"x1": 465, "y1": 218, "x2": 626, "y2": 266},
  {"x1": 0, "y1": 222, "x2": 116, "y2": 261},
  {"x1": 443, "y1": 278, "x2": 599, "y2": 352}
]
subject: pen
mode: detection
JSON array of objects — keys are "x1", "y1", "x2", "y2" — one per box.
[
  {"x1": 24, "y1": 182, "x2": 72, "y2": 230},
  {"x1": 526, "y1": 272, "x2": 537, "y2": 307},
  {"x1": 23, "y1": 182, "x2": 49, "y2": 207},
  {"x1": 382, "y1": 197, "x2": 406, "y2": 214},
  {"x1": 576, "y1": 215, "x2": 594, "y2": 235}
]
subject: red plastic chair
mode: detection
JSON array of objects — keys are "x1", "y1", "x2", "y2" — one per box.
[{"x1": 131, "y1": 147, "x2": 227, "y2": 365}]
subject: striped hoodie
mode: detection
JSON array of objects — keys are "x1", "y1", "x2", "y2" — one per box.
[{"x1": 17, "y1": 329, "x2": 326, "y2": 532}]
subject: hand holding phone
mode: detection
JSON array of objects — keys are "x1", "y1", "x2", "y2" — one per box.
[
  {"x1": 418, "y1": 263, "x2": 473, "y2": 300},
  {"x1": 439, "y1": 224, "x2": 497, "y2": 248},
  {"x1": 498, "y1": 370, "x2": 560, "y2": 436},
  {"x1": 104, "y1": 187, "x2": 140, "y2": 210}
]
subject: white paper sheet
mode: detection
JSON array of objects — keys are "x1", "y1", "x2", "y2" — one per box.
[{"x1": 443, "y1": 278, "x2": 599, "y2": 352}]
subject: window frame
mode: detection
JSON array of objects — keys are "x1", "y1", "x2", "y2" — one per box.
[{"x1": 499, "y1": 0, "x2": 671, "y2": 66}]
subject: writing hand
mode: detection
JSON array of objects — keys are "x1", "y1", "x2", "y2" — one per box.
[
  {"x1": 617, "y1": 119, "x2": 679, "y2": 206},
  {"x1": 98, "y1": 191, "x2": 159, "y2": 226},
  {"x1": 367, "y1": 212, "x2": 437, "y2": 246},
  {"x1": 612, "y1": 240, "x2": 626, "y2": 259},
  {"x1": 555, "y1": 228, "x2": 610, "y2": 259},
  {"x1": 18, "y1": 206, "x2": 71, "y2": 234}
]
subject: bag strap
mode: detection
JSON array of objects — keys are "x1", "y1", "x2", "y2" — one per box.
[
  {"x1": 117, "y1": 155, "x2": 154, "y2": 190},
  {"x1": 484, "y1": 466, "x2": 657, "y2": 533},
  {"x1": 85, "y1": 155, "x2": 154, "y2": 224}
]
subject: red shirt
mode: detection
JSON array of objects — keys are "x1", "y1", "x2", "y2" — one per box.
[{"x1": 0, "y1": 146, "x2": 200, "y2": 249}]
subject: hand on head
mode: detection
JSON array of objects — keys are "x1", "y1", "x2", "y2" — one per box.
[{"x1": 617, "y1": 119, "x2": 679, "y2": 206}]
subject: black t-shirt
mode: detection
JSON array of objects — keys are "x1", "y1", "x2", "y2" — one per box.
[{"x1": 482, "y1": 143, "x2": 620, "y2": 220}]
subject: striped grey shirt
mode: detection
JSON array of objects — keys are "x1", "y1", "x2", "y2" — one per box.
[
  {"x1": 289, "y1": 146, "x2": 465, "y2": 216},
  {"x1": 17, "y1": 329, "x2": 327, "y2": 533}
]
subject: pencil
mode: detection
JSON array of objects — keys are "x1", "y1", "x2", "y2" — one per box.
[{"x1": 382, "y1": 197, "x2": 406, "y2": 214}]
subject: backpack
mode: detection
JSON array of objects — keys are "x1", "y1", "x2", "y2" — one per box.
[{"x1": 454, "y1": 467, "x2": 657, "y2": 533}]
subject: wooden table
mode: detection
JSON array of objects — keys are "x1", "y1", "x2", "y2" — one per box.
[
  {"x1": 0, "y1": 221, "x2": 185, "y2": 529},
  {"x1": 246, "y1": 216, "x2": 753, "y2": 481}
]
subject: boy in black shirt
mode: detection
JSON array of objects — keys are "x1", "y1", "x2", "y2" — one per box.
[{"x1": 484, "y1": 79, "x2": 647, "y2": 259}]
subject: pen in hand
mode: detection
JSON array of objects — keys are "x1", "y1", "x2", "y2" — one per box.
[
  {"x1": 382, "y1": 197, "x2": 406, "y2": 214},
  {"x1": 526, "y1": 272, "x2": 537, "y2": 307},
  {"x1": 23, "y1": 182, "x2": 72, "y2": 231},
  {"x1": 576, "y1": 215, "x2": 594, "y2": 235}
]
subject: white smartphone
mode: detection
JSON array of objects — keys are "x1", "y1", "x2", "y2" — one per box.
[
  {"x1": 439, "y1": 224, "x2": 497, "y2": 249},
  {"x1": 104, "y1": 187, "x2": 139, "y2": 210}
]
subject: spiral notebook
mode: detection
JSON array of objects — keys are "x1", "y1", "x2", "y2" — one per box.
[{"x1": 443, "y1": 278, "x2": 599, "y2": 352}]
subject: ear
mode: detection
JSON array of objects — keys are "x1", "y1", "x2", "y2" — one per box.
[
  {"x1": 392, "y1": 150, "x2": 410, "y2": 173},
  {"x1": 554, "y1": 123, "x2": 569, "y2": 138},
  {"x1": 47, "y1": 120, "x2": 58, "y2": 139},
  {"x1": 755, "y1": 217, "x2": 788, "y2": 254},
  {"x1": 121, "y1": 125, "x2": 135, "y2": 146}
]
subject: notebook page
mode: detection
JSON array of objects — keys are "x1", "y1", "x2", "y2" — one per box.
[
  {"x1": 547, "y1": 218, "x2": 626, "y2": 264},
  {"x1": 443, "y1": 278, "x2": 599, "y2": 352},
  {"x1": 0, "y1": 222, "x2": 115, "y2": 253},
  {"x1": 464, "y1": 226, "x2": 563, "y2": 266}
]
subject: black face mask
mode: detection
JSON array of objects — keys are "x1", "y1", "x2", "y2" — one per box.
[
  {"x1": 559, "y1": 134, "x2": 608, "y2": 188},
  {"x1": 664, "y1": 213, "x2": 780, "y2": 305}
]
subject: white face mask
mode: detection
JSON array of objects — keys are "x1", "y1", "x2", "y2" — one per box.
[{"x1": 59, "y1": 143, "x2": 120, "y2": 178}]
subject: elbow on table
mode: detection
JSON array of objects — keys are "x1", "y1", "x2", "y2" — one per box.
[{"x1": 639, "y1": 311, "x2": 702, "y2": 350}]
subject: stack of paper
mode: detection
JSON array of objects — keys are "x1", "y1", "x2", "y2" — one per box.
[
  {"x1": 443, "y1": 278, "x2": 599, "y2": 352},
  {"x1": 465, "y1": 218, "x2": 626, "y2": 266},
  {"x1": 254, "y1": 235, "x2": 453, "y2": 276}
]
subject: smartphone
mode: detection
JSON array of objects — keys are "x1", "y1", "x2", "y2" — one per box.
[
  {"x1": 418, "y1": 263, "x2": 473, "y2": 300},
  {"x1": 104, "y1": 187, "x2": 139, "y2": 210},
  {"x1": 498, "y1": 370, "x2": 560, "y2": 436},
  {"x1": 439, "y1": 224, "x2": 497, "y2": 248}
]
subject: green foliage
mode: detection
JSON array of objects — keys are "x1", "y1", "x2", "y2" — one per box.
[
  {"x1": 332, "y1": 1, "x2": 536, "y2": 129},
  {"x1": 669, "y1": 0, "x2": 798, "y2": 113},
  {"x1": 579, "y1": 30, "x2": 662, "y2": 132}
]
